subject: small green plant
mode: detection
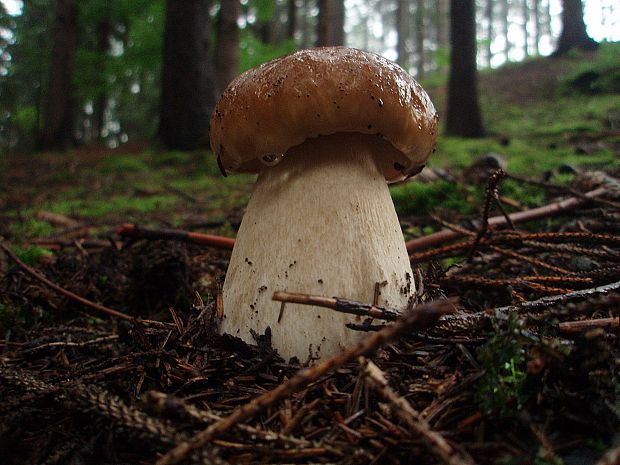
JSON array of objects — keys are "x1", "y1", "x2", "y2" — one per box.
[
  {"x1": 13, "y1": 245, "x2": 54, "y2": 266},
  {"x1": 476, "y1": 315, "x2": 529, "y2": 417}
]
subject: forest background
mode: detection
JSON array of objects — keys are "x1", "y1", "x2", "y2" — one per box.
[
  {"x1": 0, "y1": 0, "x2": 618, "y2": 155},
  {"x1": 1, "y1": 3, "x2": 620, "y2": 464}
]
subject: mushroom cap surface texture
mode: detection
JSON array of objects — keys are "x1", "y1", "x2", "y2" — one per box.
[{"x1": 210, "y1": 46, "x2": 438, "y2": 182}]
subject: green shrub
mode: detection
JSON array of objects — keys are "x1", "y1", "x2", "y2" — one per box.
[{"x1": 476, "y1": 316, "x2": 529, "y2": 417}]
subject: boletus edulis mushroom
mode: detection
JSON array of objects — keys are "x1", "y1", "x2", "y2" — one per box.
[{"x1": 210, "y1": 46, "x2": 438, "y2": 361}]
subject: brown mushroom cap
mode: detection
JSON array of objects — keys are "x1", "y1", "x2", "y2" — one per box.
[{"x1": 210, "y1": 46, "x2": 438, "y2": 182}]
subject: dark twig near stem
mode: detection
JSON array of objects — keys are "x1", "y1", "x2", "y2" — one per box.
[
  {"x1": 154, "y1": 299, "x2": 454, "y2": 465},
  {"x1": 272, "y1": 291, "x2": 401, "y2": 321}
]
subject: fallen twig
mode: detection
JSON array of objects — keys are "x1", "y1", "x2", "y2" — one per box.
[
  {"x1": 154, "y1": 299, "x2": 454, "y2": 465},
  {"x1": 117, "y1": 223, "x2": 235, "y2": 250},
  {"x1": 411, "y1": 230, "x2": 620, "y2": 263},
  {"x1": 501, "y1": 279, "x2": 620, "y2": 313},
  {"x1": 430, "y1": 280, "x2": 620, "y2": 334},
  {"x1": 468, "y1": 169, "x2": 507, "y2": 260},
  {"x1": 36, "y1": 210, "x2": 81, "y2": 228},
  {"x1": 558, "y1": 317, "x2": 619, "y2": 334},
  {"x1": 0, "y1": 241, "x2": 134, "y2": 321},
  {"x1": 145, "y1": 391, "x2": 330, "y2": 450},
  {"x1": 506, "y1": 172, "x2": 620, "y2": 210},
  {"x1": 361, "y1": 358, "x2": 475, "y2": 465},
  {"x1": 272, "y1": 291, "x2": 402, "y2": 321},
  {"x1": 406, "y1": 187, "x2": 608, "y2": 253},
  {"x1": 0, "y1": 241, "x2": 167, "y2": 328}
]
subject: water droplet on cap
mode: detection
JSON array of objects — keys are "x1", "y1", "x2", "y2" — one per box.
[{"x1": 260, "y1": 153, "x2": 285, "y2": 166}]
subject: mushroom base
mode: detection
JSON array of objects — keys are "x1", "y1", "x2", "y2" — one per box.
[{"x1": 220, "y1": 133, "x2": 415, "y2": 361}]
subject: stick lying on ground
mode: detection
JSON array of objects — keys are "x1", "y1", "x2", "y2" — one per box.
[
  {"x1": 558, "y1": 317, "x2": 619, "y2": 334},
  {"x1": 361, "y1": 358, "x2": 475, "y2": 465},
  {"x1": 405, "y1": 186, "x2": 608, "y2": 253},
  {"x1": 0, "y1": 241, "x2": 133, "y2": 321},
  {"x1": 116, "y1": 186, "x2": 609, "y2": 256},
  {"x1": 0, "y1": 241, "x2": 169, "y2": 328},
  {"x1": 272, "y1": 291, "x2": 401, "y2": 321},
  {"x1": 155, "y1": 298, "x2": 455, "y2": 465},
  {"x1": 116, "y1": 223, "x2": 235, "y2": 250}
]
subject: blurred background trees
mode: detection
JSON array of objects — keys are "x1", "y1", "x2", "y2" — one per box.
[
  {"x1": 157, "y1": 0, "x2": 216, "y2": 150},
  {"x1": 0, "y1": 0, "x2": 614, "y2": 153}
]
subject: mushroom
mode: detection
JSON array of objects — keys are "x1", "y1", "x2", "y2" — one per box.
[{"x1": 210, "y1": 47, "x2": 438, "y2": 361}]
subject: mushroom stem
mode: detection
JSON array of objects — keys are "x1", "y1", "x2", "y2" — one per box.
[{"x1": 221, "y1": 133, "x2": 415, "y2": 361}]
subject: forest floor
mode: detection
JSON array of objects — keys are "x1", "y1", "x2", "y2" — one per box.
[{"x1": 1, "y1": 46, "x2": 619, "y2": 465}]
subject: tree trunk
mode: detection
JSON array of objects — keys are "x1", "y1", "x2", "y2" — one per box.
[
  {"x1": 435, "y1": 0, "x2": 448, "y2": 51},
  {"x1": 92, "y1": 18, "x2": 111, "y2": 141},
  {"x1": 396, "y1": 0, "x2": 408, "y2": 69},
  {"x1": 39, "y1": 0, "x2": 77, "y2": 150},
  {"x1": 523, "y1": 0, "x2": 529, "y2": 58},
  {"x1": 446, "y1": 0, "x2": 485, "y2": 138},
  {"x1": 301, "y1": 0, "x2": 314, "y2": 48},
  {"x1": 317, "y1": 0, "x2": 344, "y2": 46},
  {"x1": 214, "y1": 0, "x2": 240, "y2": 95},
  {"x1": 434, "y1": 0, "x2": 448, "y2": 73},
  {"x1": 553, "y1": 0, "x2": 598, "y2": 55},
  {"x1": 415, "y1": 0, "x2": 425, "y2": 79},
  {"x1": 485, "y1": 0, "x2": 494, "y2": 67},
  {"x1": 287, "y1": 0, "x2": 298, "y2": 42},
  {"x1": 533, "y1": 0, "x2": 541, "y2": 55},
  {"x1": 158, "y1": 0, "x2": 216, "y2": 150},
  {"x1": 503, "y1": 0, "x2": 511, "y2": 61}
]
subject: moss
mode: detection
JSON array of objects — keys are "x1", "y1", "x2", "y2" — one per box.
[
  {"x1": 101, "y1": 153, "x2": 150, "y2": 173},
  {"x1": 12, "y1": 245, "x2": 54, "y2": 266},
  {"x1": 391, "y1": 180, "x2": 480, "y2": 216},
  {"x1": 8, "y1": 218, "x2": 56, "y2": 240},
  {"x1": 47, "y1": 194, "x2": 178, "y2": 218}
]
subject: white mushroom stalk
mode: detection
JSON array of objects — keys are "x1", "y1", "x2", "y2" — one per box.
[
  {"x1": 221, "y1": 133, "x2": 414, "y2": 360},
  {"x1": 209, "y1": 47, "x2": 438, "y2": 361}
]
